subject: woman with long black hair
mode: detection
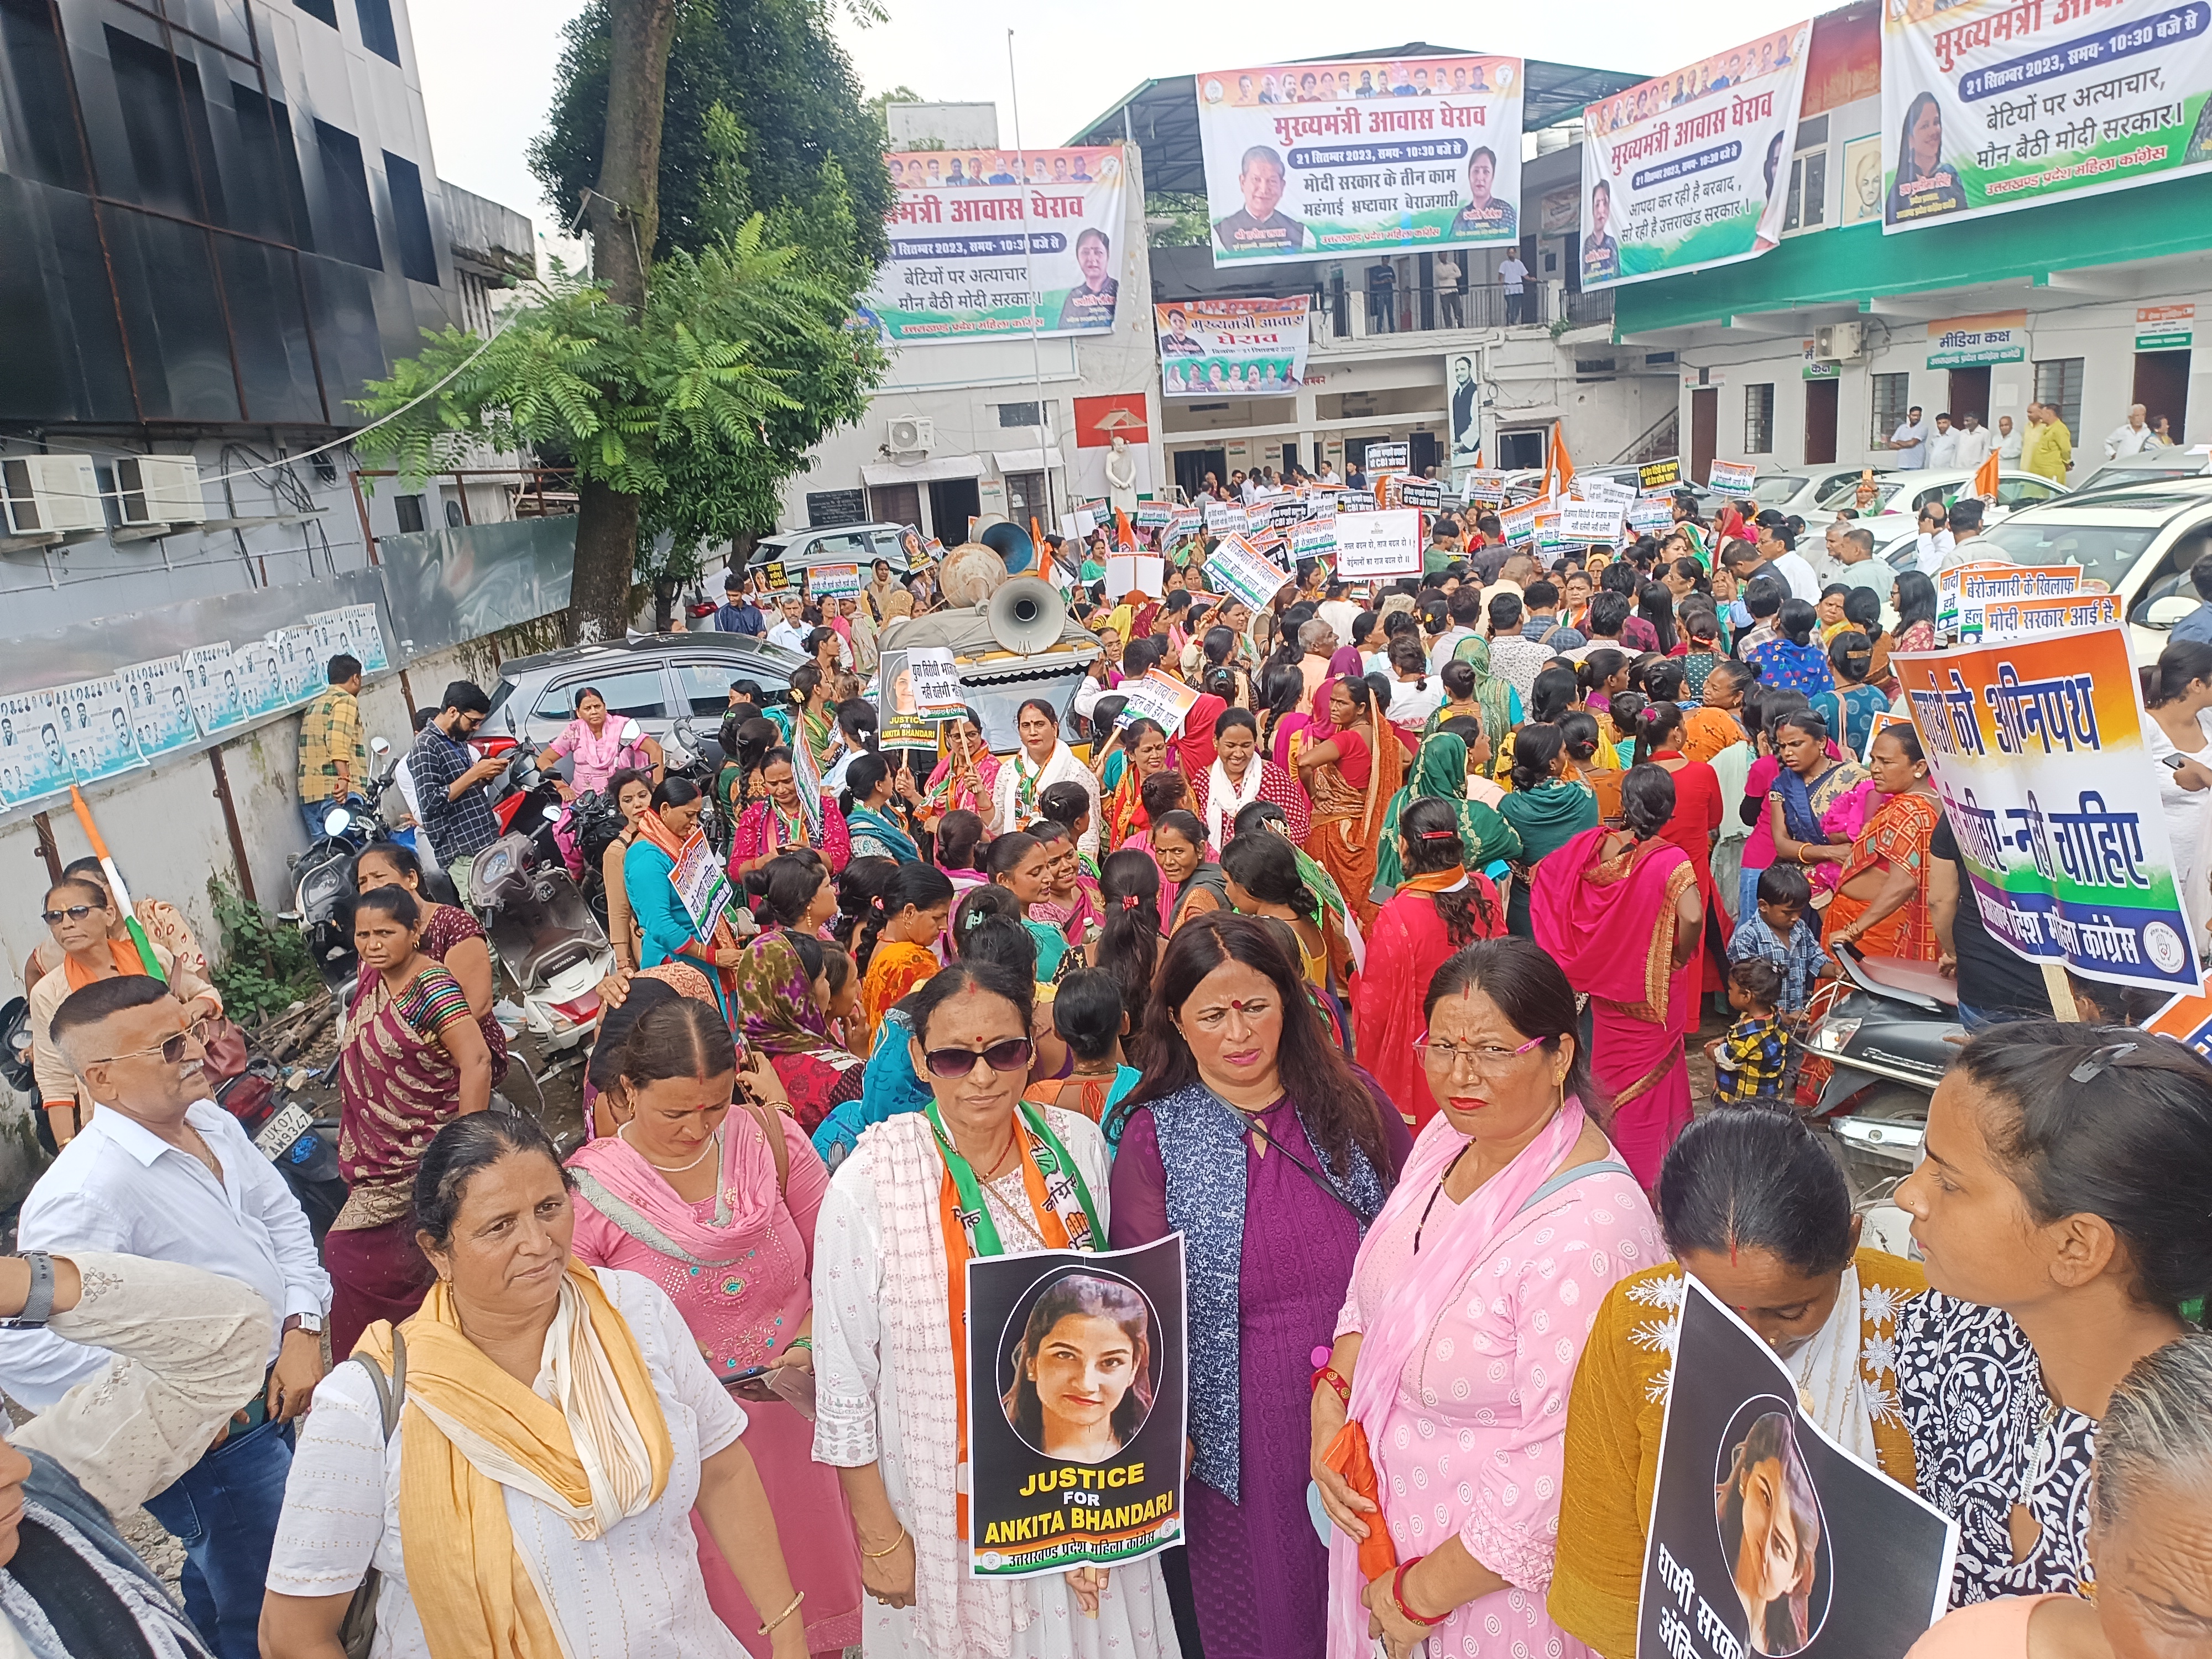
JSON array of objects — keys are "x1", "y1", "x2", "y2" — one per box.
[{"x1": 1089, "y1": 848, "x2": 1165, "y2": 1043}]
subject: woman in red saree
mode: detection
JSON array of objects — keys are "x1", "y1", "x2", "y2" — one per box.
[
  {"x1": 1791, "y1": 724, "x2": 1945, "y2": 961},
  {"x1": 1354, "y1": 797, "x2": 1508, "y2": 1131},
  {"x1": 1530, "y1": 765, "x2": 1705, "y2": 1190},
  {"x1": 1175, "y1": 690, "x2": 1227, "y2": 821},
  {"x1": 1296, "y1": 676, "x2": 1405, "y2": 932},
  {"x1": 1636, "y1": 700, "x2": 1733, "y2": 997}
]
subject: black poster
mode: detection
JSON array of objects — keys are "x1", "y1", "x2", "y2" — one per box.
[
  {"x1": 1637, "y1": 1280, "x2": 1957, "y2": 1659},
  {"x1": 964, "y1": 1235, "x2": 1187, "y2": 1578}
]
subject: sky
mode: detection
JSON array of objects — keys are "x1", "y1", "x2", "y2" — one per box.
[{"x1": 411, "y1": 0, "x2": 1820, "y2": 241}]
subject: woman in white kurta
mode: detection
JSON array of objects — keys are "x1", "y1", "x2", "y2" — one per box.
[
  {"x1": 994, "y1": 699, "x2": 1103, "y2": 858},
  {"x1": 810, "y1": 958, "x2": 1181, "y2": 1659}
]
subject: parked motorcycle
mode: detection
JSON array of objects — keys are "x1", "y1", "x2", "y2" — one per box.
[
  {"x1": 284, "y1": 737, "x2": 409, "y2": 1006},
  {"x1": 664, "y1": 716, "x2": 730, "y2": 855},
  {"x1": 468, "y1": 831, "x2": 613, "y2": 1060}
]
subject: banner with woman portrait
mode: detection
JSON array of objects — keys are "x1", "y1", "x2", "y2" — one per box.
[
  {"x1": 966, "y1": 1235, "x2": 1187, "y2": 1577},
  {"x1": 1881, "y1": 0, "x2": 2212, "y2": 233},
  {"x1": 863, "y1": 148, "x2": 1128, "y2": 345},
  {"x1": 1192, "y1": 55, "x2": 1524, "y2": 268},
  {"x1": 1579, "y1": 22, "x2": 1814, "y2": 287},
  {"x1": 1156, "y1": 298, "x2": 1311, "y2": 397},
  {"x1": 1638, "y1": 1280, "x2": 1956, "y2": 1659}
]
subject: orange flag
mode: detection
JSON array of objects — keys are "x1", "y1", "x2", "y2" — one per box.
[
  {"x1": 1546, "y1": 424, "x2": 1576, "y2": 499},
  {"x1": 1114, "y1": 506, "x2": 1136, "y2": 549},
  {"x1": 1973, "y1": 446, "x2": 2000, "y2": 500}
]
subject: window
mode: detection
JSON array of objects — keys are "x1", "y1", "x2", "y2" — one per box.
[
  {"x1": 295, "y1": 0, "x2": 337, "y2": 24},
  {"x1": 382, "y1": 152, "x2": 440, "y2": 283},
  {"x1": 1005, "y1": 469, "x2": 1047, "y2": 525},
  {"x1": 998, "y1": 401, "x2": 1043, "y2": 427},
  {"x1": 532, "y1": 669, "x2": 666, "y2": 723},
  {"x1": 1996, "y1": 477, "x2": 2063, "y2": 508},
  {"x1": 230, "y1": 84, "x2": 312, "y2": 248},
  {"x1": 106, "y1": 26, "x2": 224, "y2": 224},
  {"x1": 2034, "y1": 357, "x2": 2084, "y2": 440},
  {"x1": 314, "y1": 121, "x2": 382, "y2": 269},
  {"x1": 1871, "y1": 372, "x2": 1912, "y2": 447},
  {"x1": 1782, "y1": 113, "x2": 1829, "y2": 236},
  {"x1": 393, "y1": 494, "x2": 425, "y2": 533},
  {"x1": 1744, "y1": 383, "x2": 1775, "y2": 454},
  {"x1": 810, "y1": 531, "x2": 871, "y2": 560},
  {"x1": 676, "y1": 662, "x2": 743, "y2": 719},
  {"x1": 1, "y1": 0, "x2": 87, "y2": 190},
  {"x1": 354, "y1": 0, "x2": 400, "y2": 64}
]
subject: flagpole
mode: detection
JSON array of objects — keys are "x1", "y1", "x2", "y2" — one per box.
[{"x1": 1009, "y1": 29, "x2": 1057, "y2": 546}]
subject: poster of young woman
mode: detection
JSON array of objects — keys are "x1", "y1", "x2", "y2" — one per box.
[
  {"x1": 864, "y1": 148, "x2": 1128, "y2": 345},
  {"x1": 1881, "y1": 0, "x2": 2212, "y2": 233},
  {"x1": 966, "y1": 1235, "x2": 1186, "y2": 1577},
  {"x1": 1637, "y1": 1280, "x2": 1956, "y2": 1659},
  {"x1": 1156, "y1": 297, "x2": 1311, "y2": 395},
  {"x1": 1578, "y1": 22, "x2": 1813, "y2": 287},
  {"x1": 1192, "y1": 55, "x2": 1524, "y2": 268}
]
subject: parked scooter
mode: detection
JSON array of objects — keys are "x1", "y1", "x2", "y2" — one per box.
[
  {"x1": 285, "y1": 737, "x2": 408, "y2": 1006},
  {"x1": 468, "y1": 831, "x2": 613, "y2": 1061},
  {"x1": 663, "y1": 716, "x2": 729, "y2": 854}
]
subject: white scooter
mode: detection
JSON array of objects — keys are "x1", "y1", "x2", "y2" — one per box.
[{"x1": 467, "y1": 827, "x2": 614, "y2": 1065}]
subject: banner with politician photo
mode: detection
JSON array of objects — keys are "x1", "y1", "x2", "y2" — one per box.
[
  {"x1": 50, "y1": 674, "x2": 145, "y2": 786},
  {"x1": 1881, "y1": 0, "x2": 2212, "y2": 234},
  {"x1": 1638, "y1": 1280, "x2": 1957, "y2": 1659},
  {"x1": 864, "y1": 148, "x2": 1129, "y2": 345},
  {"x1": 1193, "y1": 54, "x2": 1525, "y2": 268},
  {"x1": 1579, "y1": 22, "x2": 1813, "y2": 288},
  {"x1": 1157, "y1": 297, "x2": 1311, "y2": 397},
  {"x1": 967, "y1": 1234, "x2": 1186, "y2": 1578}
]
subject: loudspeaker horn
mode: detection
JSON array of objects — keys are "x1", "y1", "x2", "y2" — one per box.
[
  {"x1": 977, "y1": 517, "x2": 1036, "y2": 573},
  {"x1": 987, "y1": 576, "x2": 1066, "y2": 654}
]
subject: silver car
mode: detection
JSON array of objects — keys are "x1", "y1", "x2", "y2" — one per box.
[{"x1": 483, "y1": 634, "x2": 810, "y2": 749}]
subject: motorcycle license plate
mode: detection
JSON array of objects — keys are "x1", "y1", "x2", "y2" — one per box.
[{"x1": 253, "y1": 1102, "x2": 315, "y2": 1162}]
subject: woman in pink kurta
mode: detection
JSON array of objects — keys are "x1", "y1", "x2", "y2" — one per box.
[{"x1": 567, "y1": 1019, "x2": 862, "y2": 1659}]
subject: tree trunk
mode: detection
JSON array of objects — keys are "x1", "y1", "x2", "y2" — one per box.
[{"x1": 565, "y1": 0, "x2": 678, "y2": 645}]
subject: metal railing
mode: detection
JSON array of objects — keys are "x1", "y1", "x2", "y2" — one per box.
[{"x1": 1316, "y1": 281, "x2": 1552, "y2": 339}]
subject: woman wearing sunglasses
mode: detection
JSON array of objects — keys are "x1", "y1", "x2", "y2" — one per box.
[
  {"x1": 28, "y1": 877, "x2": 222, "y2": 1150},
  {"x1": 809, "y1": 959, "x2": 1179, "y2": 1658},
  {"x1": 1110, "y1": 914, "x2": 1408, "y2": 1659}
]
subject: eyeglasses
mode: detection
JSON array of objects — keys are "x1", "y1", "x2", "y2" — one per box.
[
  {"x1": 91, "y1": 1018, "x2": 216, "y2": 1068},
  {"x1": 921, "y1": 1038, "x2": 1035, "y2": 1079},
  {"x1": 1413, "y1": 1032, "x2": 1548, "y2": 1072},
  {"x1": 40, "y1": 904, "x2": 99, "y2": 925}
]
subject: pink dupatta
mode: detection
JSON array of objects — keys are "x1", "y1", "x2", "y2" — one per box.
[{"x1": 564, "y1": 1102, "x2": 787, "y2": 1261}]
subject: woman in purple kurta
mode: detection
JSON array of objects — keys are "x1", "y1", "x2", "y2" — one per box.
[{"x1": 1109, "y1": 914, "x2": 1411, "y2": 1659}]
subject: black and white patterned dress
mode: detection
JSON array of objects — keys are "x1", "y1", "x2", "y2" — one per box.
[{"x1": 1893, "y1": 1288, "x2": 2097, "y2": 1606}]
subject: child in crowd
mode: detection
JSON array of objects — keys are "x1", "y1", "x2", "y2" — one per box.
[
  {"x1": 1726, "y1": 863, "x2": 1835, "y2": 1016},
  {"x1": 1707, "y1": 957, "x2": 1791, "y2": 1103},
  {"x1": 1024, "y1": 968, "x2": 1141, "y2": 1144}
]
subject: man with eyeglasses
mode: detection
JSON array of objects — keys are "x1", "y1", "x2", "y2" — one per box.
[{"x1": 0, "y1": 974, "x2": 329, "y2": 1659}]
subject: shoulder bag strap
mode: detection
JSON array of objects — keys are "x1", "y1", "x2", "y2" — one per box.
[{"x1": 742, "y1": 1095, "x2": 790, "y2": 1196}]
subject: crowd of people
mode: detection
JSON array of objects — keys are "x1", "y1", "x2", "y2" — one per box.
[{"x1": 3, "y1": 491, "x2": 2212, "y2": 1659}]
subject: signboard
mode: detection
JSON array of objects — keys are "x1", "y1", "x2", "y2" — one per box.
[
  {"x1": 1104, "y1": 554, "x2": 1165, "y2": 602},
  {"x1": 1579, "y1": 22, "x2": 1814, "y2": 288},
  {"x1": 1559, "y1": 498, "x2": 1627, "y2": 542},
  {"x1": 1331, "y1": 508, "x2": 1423, "y2": 577},
  {"x1": 1881, "y1": 0, "x2": 2212, "y2": 234},
  {"x1": 1133, "y1": 501, "x2": 1173, "y2": 528},
  {"x1": 1898, "y1": 619, "x2": 2203, "y2": 990},
  {"x1": 1628, "y1": 497, "x2": 1679, "y2": 534},
  {"x1": 1192, "y1": 54, "x2": 1525, "y2": 268},
  {"x1": 1387, "y1": 475, "x2": 1445, "y2": 510},
  {"x1": 1637, "y1": 456, "x2": 1683, "y2": 491},
  {"x1": 119, "y1": 656, "x2": 200, "y2": 761},
  {"x1": 1925, "y1": 310, "x2": 2028, "y2": 368},
  {"x1": 1637, "y1": 1279, "x2": 1958, "y2": 1659},
  {"x1": 2138, "y1": 302, "x2": 2196, "y2": 349},
  {"x1": 1205, "y1": 533, "x2": 1296, "y2": 611},
  {"x1": 1501, "y1": 500, "x2": 1542, "y2": 545},
  {"x1": 1156, "y1": 296, "x2": 1311, "y2": 395},
  {"x1": 760, "y1": 560, "x2": 792, "y2": 592},
  {"x1": 670, "y1": 829, "x2": 733, "y2": 942},
  {"x1": 51, "y1": 674, "x2": 143, "y2": 786},
  {"x1": 1936, "y1": 562, "x2": 2079, "y2": 642},
  {"x1": 1459, "y1": 469, "x2": 1508, "y2": 504},
  {"x1": 1708, "y1": 458, "x2": 1759, "y2": 494},
  {"x1": 1203, "y1": 500, "x2": 1249, "y2": 536},
  {"x1": 1117, "y1": 669, "x2": 1202, "y2": 735},
  {"x1": 0, "y1": 689, "x2": 75, "y2": 808},
  {"x1": 810, "y1": 562, "x2": 863, "y2": 598},
  {"x1": 868, "y1": 147, "x2": 1129, "y2": 344},
  {"x1": 1291, "y1": 519, "x2": 1338, "y2": 561},
  {"x1": 1361, "y1": 441, "x2": 1411, "y2": 476},
  {"x1": 966, "y1": 1236, "x2": 1186, "y2": 1578}
]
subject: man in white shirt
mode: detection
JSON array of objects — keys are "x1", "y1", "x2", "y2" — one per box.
[
  {"x1": 1316, "y1": 579, "x2": 1364, "y2": 644},
  {"x1": 1759, "y1": 521, "x2": 1823, "y2": 602},
  {"x1": 2, "y1": 975, "x2": 330, "y2": 1659},
  {"x1": 1996, "y1": 413, "x2": 2022, "y2": 462},
  {"x1": 1927, "y1": 411, "x2": 1961, "y2": 469},
  {"x1": 2106, "y1": 403, "x2": 2156, "y2": 458},
  {"x1": 1913, "y1": 500, "x2": 1957, "y2": 574},
  {"x1": 765, "y1": 592, "x2": 810, "y2": 655},
  {"x1": 1886, "y1": 405, "x2": 1929, "y2": 468},
  {"x1": 1830, "y1": 525, "x2": 1893, "y2": 596},
  {"x1": 1317, "y1": 461, "x2": 1341, "y2": 486},
  {"x1": 1498, "y1": 252, "x2": 1530, "y2": 325},
  {"x1": 1240, "y1": 473, "x2": 1262, "y2": 505},
  {"x1": 1954, "y1": 413, "x2": 1994, "y2": 470},
  {"x1": 1935, "y1": 497, "x2": 2001, "y2": 570}
]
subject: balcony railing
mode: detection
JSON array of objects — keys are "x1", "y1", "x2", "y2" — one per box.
[{"x1": 1310, "y1": 281, "x2": 1613, "y2": 340}]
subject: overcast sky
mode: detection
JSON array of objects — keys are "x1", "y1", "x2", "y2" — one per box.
[{"x1": 412, "y1": 0, "x2": 1819, "y2": 239}]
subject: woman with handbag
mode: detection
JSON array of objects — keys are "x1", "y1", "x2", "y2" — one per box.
[
  {"x1": 568, "y1": 998, "x2": 864, "y2": 1656},
  {"x1": 353, "y1": 841, "x2": 510, "y2": 1088},
  {"x1": 262, "y1": 1111, "x2": 812, "y2": 1659}
]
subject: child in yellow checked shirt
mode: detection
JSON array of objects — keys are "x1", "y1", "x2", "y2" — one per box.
[{"x1": 1706, "y1": 958, "x2": 1791, "y2": 1103}]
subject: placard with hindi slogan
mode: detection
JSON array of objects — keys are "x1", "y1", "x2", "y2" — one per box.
[{"x1": 1895, "y1": 618, "x2": 2204, "y2": 990}]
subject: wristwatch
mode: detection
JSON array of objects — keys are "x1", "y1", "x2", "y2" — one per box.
[
  {"x1": 282, "y1": 1312, "x2": 325, "y2": 1338},
  {"x1": 1, "y1": 1252, "x2": 58, "y2": 1330}
]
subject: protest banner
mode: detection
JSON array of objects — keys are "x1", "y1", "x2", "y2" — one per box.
[
  {"x1": 1501, "y1": 500, "x2": 1542, "y2": 545},
  {"x1": 1897, "y1": 618, "x2": 2203, "y2": 990},
  {"x1": 1559, "y1": 498, "x2": 1627, "y2": 543},
  {"x1": 1332, "y1": 508, "x2": 1423, "y2": 578},
  {"x1": 1156, "y1": 297, "x2": 1311, "y2": 395},
  {"x1": 878, "y1": 647, "x2": 964, "y2": 755},
  {"x1": 1639, "y1": 456, "x2": 1683, "y2": 490},
  {"x1": 865, "y1": 147, "x2": 1129, "y2": 344},
  {"x1": 1881, "y1": 0, "x2": 2212, "y2": 236},
  {"x1": 1628, "y1": 496, "x2": 1678, "y2": 534},
  {"x1": 1386, "y1": 475, "x2": 1445, "y2": 511},
  {"x1": 1580, "y1": 23, "x2": 1814, "y2": 288},
  {"x1": 2148, "y1": 982, "x2": 2212, "y2": 1059},
  {"x1": 967, "y1": 1235, "x2": 1186, "y2": 1577},
  {"x1": 1575, "y1": 474, "x2": 1637, "y2": 508},
  {"x1": 1133, "y1": 501, "x2": 1173, "y2": 528},
  {"x1": 118, "y1": 657, "x2": 200, "y2": 761},
  {"x1": 1708, "y1": 458, "x2": 1759, "y2": 495},
  {"x1": 1192, "y1": 55, "x2": 1525, "y2": 269},
  {"x1": 1117, "y1": 670, "x2": 1202, "y2": 737},
  {"x1": 670, "y1": 830, "x2": 733, "y2": 942},
  {"x1": 1965, "y1": 590, "x2": 2121, "y2": 642},
  {"x1": 1291, "y1": 519, "x2": 1338, "y2": 561},
  {"x1": 1536, "y1": 510, "x2": 1568, "y2": 556},
  {"x1": 1206, "y1": 534, "x2": 1295, "y2": 612},
  {"x1": 1935, "y1": 562, "x2": 2078, "y2": 642},
  {"x1": 1339, "y1": 488, "x2": 1378, "y2": 512},
  {"x1": 50, "y1": 675, "x2": 144, "y2": 786},
  {"x1": 811, "y1": 562, "x2": 863, "y2": 598},
  {"x1": 1459, "y1": 469, "x2": 1508, "y2": 504},
  {"x1": 1203, "y1": 500, "x2": 1250, "y2": 536},
  {"x1": 1362, "y1": 441, "x2": 1411, "y2": 476},
  {"x1": 1639, "y1": 1279, "x2": 1957, "y2": 1659}
]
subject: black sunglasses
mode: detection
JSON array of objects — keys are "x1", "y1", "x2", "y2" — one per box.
[
  {"x1": 40, "y1": 904, "x2": 98, "y2": 925},
  {"x1": 921, "y1": 1039, "x2": 1035, "y2": 1079}
]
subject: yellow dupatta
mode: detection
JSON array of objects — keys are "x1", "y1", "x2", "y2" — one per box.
[{"x1": 354, "y1": 1261, "x2": 675, "y2": 1659}]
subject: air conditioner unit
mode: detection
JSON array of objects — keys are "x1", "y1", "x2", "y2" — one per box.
[
  {"x1": 116, "y1": 455, "x2": 209, "y2": 526},
  {"x1": 0, "y1": 454, "x2": 104, "y2": 538},
  {"x1": 1813, "y1": 322, "x2": 1864, "y2": 363},
  {"x1": 887, "y1": 416, "x2": 936, "y2": 454}
]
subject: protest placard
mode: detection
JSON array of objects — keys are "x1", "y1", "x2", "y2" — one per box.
[
  {"x1": 1935, "y1": 564, "x2": 2078, "y2": 643},
  {"x1": 1205, "y1": 534, "x2": 1295, "y2": 612},
  {"x1": 1558, "y1": 498, "x2": 1626, "y2": 543},
  {"x1": 1117, "y1": 670, "x2": 1202, "y2": 736},
  {"x1": 811, "y1": 562, "x2": 863, "y2": 597},
  {"x1": 1133, "y1": 501, "x2": 1173, "y2": 528},
  {"x1": 1362, "y1": 441, "x2": 1410, "y2": 476},
  {"x1": 1339, "y1": 488, "x2": 1377, "y2": 512},
  {"x1": 1388, "y1": 476, "x2": 1445, "y2": 511},
  {"x1": 1103, "y1": 555, "x2": 1165, "y2": 602},
  {"x1": 1575, "y1": 475, "x2": 1636, "y2": 508},
  {"x1": 967, "y1": 1234, "x2": 1186, "y2": 1578},
  {"x1": 1966, "y1": 591, "x2": 2121, "y2": 643},
  {"x1": 1501, "y1": 501, "x2": 1541, "y2": 546},
  {"x1": 1896, "y1": 618, "x2": 2203, "y2": 990},
  {"x1": 1707, "y1": 459, "x2": 1757, "y2": 495},
  {"x1": 670, "y1": 830, "x2": 733, "y2": 942},
  {"x1": 2148, "y1": 983, "x2": 2212, "y2": 1061},
  {"x1": 1332, "y1": 509, "x2": 1422, "y2": 578},
  {"x1": 1627, "y1": 497, "x2": 1678, "y2": 535},
  {"x1": 1638, "y1": 456, "x2": 1683, "y2": 491},
  {"x1": 1637, "y1": 1279, "x2": 1957, "y2": 1659},
  {"x1": 1291, "y1": 519, "x2": 1338, "y2": 561},
  {"x1": 1459, "y1": 469, "x2": 1508, "y2": 504}
]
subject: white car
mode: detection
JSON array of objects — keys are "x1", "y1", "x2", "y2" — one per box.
[
  {"x1": 1734, "y1": 465, "x2": 1891, "y2": 520},
  {"x1": 1799, "y1": 468, "x2": 2067, "y2": 528}
]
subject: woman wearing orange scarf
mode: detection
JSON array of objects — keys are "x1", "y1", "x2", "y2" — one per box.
[
  {"x1": 261, "y1": 1112, "x2": 812, "y2": 1659},
  {"x1": 625, "y1": 779, "x2": 747, "y2": 1023},
  {"x1": 1295, "y1": 676, "x2": 1404, "y2": 931}
]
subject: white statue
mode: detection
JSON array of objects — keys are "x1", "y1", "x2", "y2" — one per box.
[{"x1": 1104, "y1": 433, "x2": 1139, "y2": 513}]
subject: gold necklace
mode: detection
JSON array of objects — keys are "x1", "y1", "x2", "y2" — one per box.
[{"x1": 619, "y1": 1125, "x2": 721, "y2": 1173}]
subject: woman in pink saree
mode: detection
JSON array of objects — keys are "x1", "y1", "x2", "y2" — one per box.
[{"x1": 1530, "y1": 765, "x2": 1705, "y2": 1189}]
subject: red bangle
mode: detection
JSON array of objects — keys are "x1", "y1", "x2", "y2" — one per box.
[
  {"x1": 1391, "y1": 1557, "x2": 1447, "y2": 1627},
  {"x1": 1310, "y1": 1364, "x2": 1350, "y2": 1405}
]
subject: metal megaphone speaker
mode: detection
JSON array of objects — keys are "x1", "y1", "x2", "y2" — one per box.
[
  {"x1": 988, "y1": 576, "x2": 1066, "y2": 654},
  {"x1": 977, "y1": 517, "x2": 1036, "y2": 573}
]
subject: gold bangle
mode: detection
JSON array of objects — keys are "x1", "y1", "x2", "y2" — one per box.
[
  {"x1": 862, "y1": 1527, "x2": 909, "y2": 1560},
  {"x1": 756, "y1": 1588, "x2": 805, "y2": 1635}
]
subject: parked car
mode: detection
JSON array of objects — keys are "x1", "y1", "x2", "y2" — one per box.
[
  {"x1": 1799, "y1": 467, "x2": 2067, "y2": 528},
  {"x1": 483, "y1": 634, "x2": 808, "y2": 752},
  {"x1": 2071, "y1": 448, "x2": 2212, "y2": 495},
  {"x1": 746, "y1": 522, "x2": 921, "y2": 584},
  {"x1": 1730, "y1": 465, "x2": 1893, "y2": 520}
]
